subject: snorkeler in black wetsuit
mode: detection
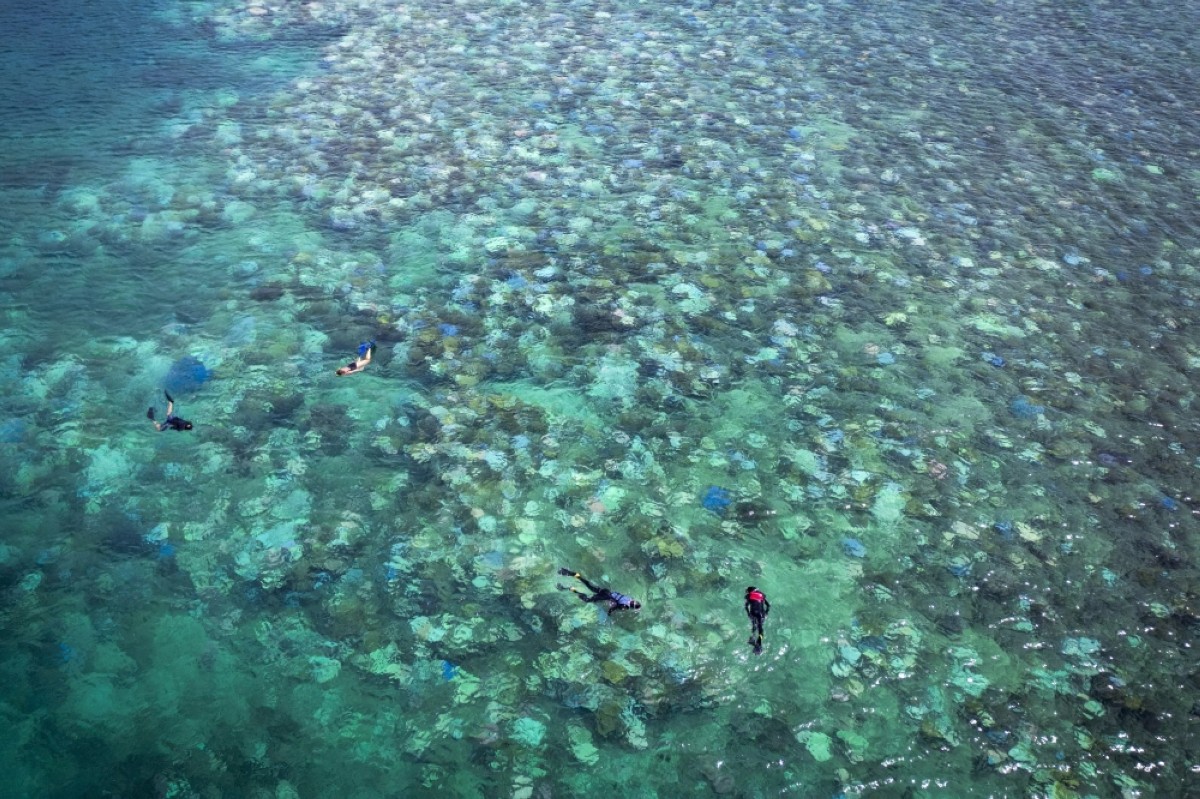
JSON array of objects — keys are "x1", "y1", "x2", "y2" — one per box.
[
  {"x1": 557, "y1": 568, "x2": 641, "y2": 615},
  {"x1": 745, "y1": 586, "x2": 770, "y2": 655},
  {"x1": 147, "y1": 390, "x2": 193, "y2": 432}
]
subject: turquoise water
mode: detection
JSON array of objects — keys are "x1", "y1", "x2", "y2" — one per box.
[{"x1": 2, "y1": 0, "x2": 1198, "y2": 796}]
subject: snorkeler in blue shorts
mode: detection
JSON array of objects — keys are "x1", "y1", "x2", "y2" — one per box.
[{"x1": 336, "y1": 340, "x2": 375, "y2": 376}]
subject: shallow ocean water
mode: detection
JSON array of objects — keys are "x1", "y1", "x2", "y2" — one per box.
[{"x1": 1, "y1": 0, "x2": 1198, "y2": 797}]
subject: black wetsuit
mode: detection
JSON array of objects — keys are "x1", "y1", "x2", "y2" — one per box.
[
  {"x1": 148, "y1": 391, "x2": 193, "y2": 432},
  {"x1": 745, "y1": 588, "x2": 770, "y2": 654},
  {"x1": 159, "y1": 414, "x2": 193, "y2": 432},
  {"x1": 559, "y1": 571, "x2": 639, "y2": 615}
]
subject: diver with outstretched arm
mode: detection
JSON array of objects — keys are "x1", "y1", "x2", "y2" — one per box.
[
  {"x1": 147, "y1": 390, "x2": 193, "y2": 432},
  {"x1": 557, "y1": 568, "x2": 641, "y2": 615}
]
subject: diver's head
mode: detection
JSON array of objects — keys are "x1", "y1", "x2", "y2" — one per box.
[
  {"x1": 630, "y1": 601, "x2": 642, "y2": 610},
  {"x1": 184, "y1": 422, "x2": 194, "y2": 430},
  {"x1": 746, "y1": 586, "x2": 756, "y2": 595}
]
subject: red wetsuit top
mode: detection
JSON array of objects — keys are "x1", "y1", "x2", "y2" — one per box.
[{"x1": 746, "y1": 590, "x2": 770, "y2": 619}]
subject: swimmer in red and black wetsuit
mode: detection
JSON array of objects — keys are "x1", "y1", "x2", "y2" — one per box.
[
  {"x1": 745, "y1": 586, "x2": 770, "y2": 655},
  {"x1": 147, "y1": 390, "x2": 193, "y2": 432},
  {"x1": 557, "y1": 568, "x2": 641, "y2": 615}
]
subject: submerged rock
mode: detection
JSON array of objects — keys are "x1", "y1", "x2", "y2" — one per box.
[
  {"x1": 164, "y1": 355, "x2": 211, "y2": 394},
  {"x1": 842, "y1": 538, "x2": 867, "y2": 558}
]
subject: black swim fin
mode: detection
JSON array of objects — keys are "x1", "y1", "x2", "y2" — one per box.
[
  {"x1": 147, "y1": 407, "x2": 155, "y2": 420},
  {"x1": 163, "y1": 389, "x2": 174, "y2": 403}
]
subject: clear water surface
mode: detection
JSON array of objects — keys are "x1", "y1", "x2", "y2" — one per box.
[{"x1": 1, "y1": 1, "x2": 1198, "y2": 797}]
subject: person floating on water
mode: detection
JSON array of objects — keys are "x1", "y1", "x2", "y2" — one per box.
[
  {"x1": 147, "y1": 390, "x2": 193, "y2": 432},
  {"x1": 557, "y1": 568, "x2": 641, "y2": 615},
  {"x1": 336, "y1": 340, "x2": 375, "y2": 376},
  {"x1": 745, "y1": 585, "x2": 770, "y2": 655}
]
